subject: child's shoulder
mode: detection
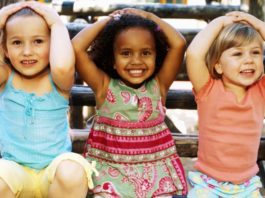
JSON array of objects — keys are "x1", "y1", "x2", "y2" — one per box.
[{"x1": 0, "y1": 65, "x2": 12, "y2": 91}]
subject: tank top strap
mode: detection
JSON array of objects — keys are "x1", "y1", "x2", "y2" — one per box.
[
  {"x1": 48, "y1": 73, "x2": 57, "y2": 90},
  {"x1": 47, "y1": 73, "x2": 69, "y2": 103},
  {"x1": 5, "y1": 70, "x2": 15, "y2": 87}
]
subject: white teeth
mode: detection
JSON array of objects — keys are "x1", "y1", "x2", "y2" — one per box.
[
  {"x1": 129, "y1": 70, "x2": 142, "y2": 74},
  {"x1": 21, "y1": 60, "x2": 36, "y2": 64},
  {"x1": 240, "y1": 69, "x2": 254, "y2": 73}
]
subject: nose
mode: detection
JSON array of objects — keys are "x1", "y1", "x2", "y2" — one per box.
[
  {"x1": 131, "y1": 53, "x2": 142, "y2": 65},
  {"x1": 22, "y1": 43, "x2": 33, "y2": 56},
  {"x1": 244, "y1": 52, "x2": 254, "y2": 63}
]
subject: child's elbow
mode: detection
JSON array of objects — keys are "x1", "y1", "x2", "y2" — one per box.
[
  {"x1": 186, "y1": 45, "x2": 197, "y2": 58},
  {"x1": 179, "y1": 35, "x2": 187, "y2": 47},
  {"x1": 54, "y1": 64, "x2": 75, "y2": 79},
  {"x1": 71, "y1": 39, "x2": 84, "y2": 53},
  {"x1": 172, "y1": 35, "x2": 186, "y2": 50}
]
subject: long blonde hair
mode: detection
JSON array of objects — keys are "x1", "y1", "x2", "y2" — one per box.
[{"x1": 206, "y1": 23, "x2": 263, "y2": 79}]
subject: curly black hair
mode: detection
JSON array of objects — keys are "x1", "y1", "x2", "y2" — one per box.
[{"x1": 89, "y1": 14, "x2": 168, "y2": 79}]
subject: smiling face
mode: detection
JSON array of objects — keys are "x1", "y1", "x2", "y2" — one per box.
[
  {"x1": 215, "y1": 39, "x2": 264, "y2": 90},
  {"x1": 4, "y1": 14, "x2": 50, "y2": 78},
  {"x1": 113, "y1": 27, "x2": 156, "y2": 88}
]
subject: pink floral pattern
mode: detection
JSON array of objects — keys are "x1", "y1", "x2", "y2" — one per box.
[
  {"x1": 138, "y1": 97, "x2": 153, "y2": 121},
  {"x1": 106, "y1": 89, "x2": 116, "y2": 104},
  {"x1": 121, "y1": 91, "x2": 131, "y2": 104}
]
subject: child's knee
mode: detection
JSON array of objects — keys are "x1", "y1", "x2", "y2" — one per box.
[
  {"x1": 0, "y1": 178, "x2": 14, "y2": 196},
  {"x1": 54, "y1": 160, "x2": 87, "y2": 187},
  {"x1": 0, "y1": 159, "x2": 27, "y2": 196}
]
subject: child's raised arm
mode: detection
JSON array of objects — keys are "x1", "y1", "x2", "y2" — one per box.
[
  {"x1": 72, "y1": 17, "x2": 111, "y2": 97},
  {"x1": 186, "y1": 16, "x2": 236, "y2": 93},
  {"x1": 27, "y1": 1, "x2": 75, "y2": 92}
]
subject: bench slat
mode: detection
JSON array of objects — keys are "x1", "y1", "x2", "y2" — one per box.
[
  {"x1": 70, "y1": 129, "x2": 265, "y2": 161},
  {"x1": 70, "y1": 85, "x2": 197, "y2": 109},
  {"x1": 53, "y1": 2, "x2": 243, "y2": 20}
]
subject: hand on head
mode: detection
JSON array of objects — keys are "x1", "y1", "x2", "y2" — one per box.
[
  {"x1": 110, "y1": 8, "x2": 149, "y2": 19},
  {"x1": 25, "y1": 1, "x2": 63, "y2": 28},
  {"x1": 0, "y1": 2, "x2": 28, "y2": 29},
  {"x1": 0, "y1": 1, "x2": 62, "y2": 30},
  {"x1": 226, "y1": 11, "x2": 264, "y2": 30},
  {"x1": 213, "y1": 15, "x2": 239, "y2": 28}
]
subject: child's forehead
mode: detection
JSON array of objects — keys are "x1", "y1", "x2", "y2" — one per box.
[
  {"x1": 231, "y1": 37, "x2": 263, "y2": 48},
  {"x1": 6, "y1": 15, "x2": 47, "y2": 28},
  {"x1": 5, "y1": 15, "x2": 49, "y2": 37},
  {"x1": 114, "y1": 28, "x2": 155, "y2": 48},
  {"x1": 8, "y1": 13, "x2": 43, "y2": 22},
  {"x1": 117, "y1": 27, "x2": 154, "y2": 40},
  {"x1": 118, "y1": 26, "x2": 152, "y2": 35}
]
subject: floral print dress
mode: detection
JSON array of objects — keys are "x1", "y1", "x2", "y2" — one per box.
[{"x1": 85, "y1": 78, "x2": 187, "y2": 198}]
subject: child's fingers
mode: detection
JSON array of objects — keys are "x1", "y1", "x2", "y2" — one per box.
[
  {"x1": 26, "y1": 1, "x2": 52, "y2": 16},
  {"x1": 0, "y1": 2, "x2": 28, "y2": 28},
  {"x1": 109, "y1": 9, "x2": 124, "y2": 17},
  {"x1": 110, "y1": 8, "x2": 148, "y2": 19},
  {"x1": 26, "y1": 2, "x2": 61, "y2": 27},
  {"x1": 226, "y1": 11, "x2": 253, "y2": 21},
  {"x1": 121, "y1": 8, "x2": 147, "y2": 18}
]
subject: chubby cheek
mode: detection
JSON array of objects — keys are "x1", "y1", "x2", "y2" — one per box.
[
  {"x1": 39, "y1": 47, "x2": 50, "y2": 65},
  {"x1": 43, "y1": 51, "x2": 50, "y2": 65},
  {"x1": 147, "y1": 60, "x2": 156, "y2": 73}
]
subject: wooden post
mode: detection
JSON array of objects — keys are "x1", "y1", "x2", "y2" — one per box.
[
  {"x1": 0, "y1": 0, "x2": 24, "y2": 8},
  {"x1": 69, "y1": 74, "x2": 84, "y2": 129},
  {"x1": 243, "y1": 0, "x2": 265, "y2": 21}
]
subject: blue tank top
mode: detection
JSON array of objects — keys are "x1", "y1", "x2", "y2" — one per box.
[{"x1": 0, "y1": 71, "x2": 71, "y2": 170}]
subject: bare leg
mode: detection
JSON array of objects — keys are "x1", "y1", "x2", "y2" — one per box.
[
  {"x1": 0, "y1": 178, "x2": 15, "y2": 198},
  {"x1": 48, "y1": 160, "x2": 88, "y2": 198}
]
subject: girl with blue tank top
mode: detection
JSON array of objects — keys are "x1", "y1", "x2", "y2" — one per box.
[{"x1": 0, "y1": 2, "x2": 97, "y2": 198}]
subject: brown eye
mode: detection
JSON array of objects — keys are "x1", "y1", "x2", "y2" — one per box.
[
  {"x1": 252, "y1": 50, "x2": 261, "y2": 55},
  {"x1": 232, "y1": 52, "x2": 242, "y2": 56},
  {"x1": 121, "y1": 51, "x2": 131, "y2": 57},
  {"x1": 34, "y1": 39, "x2": 43, "y2": 44},
  {"x1": 12, "y1": 40, "x2": 21, "y2": 45},
  {"x1": 142, "y1": 50, "x2": 151, "y2": 56}
]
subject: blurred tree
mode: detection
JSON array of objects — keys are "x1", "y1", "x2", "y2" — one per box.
[
  {"x1": 0, "y1": 0, "x2": 25, "y2": 8},
  {"x1": 247, "y1": 0, "x2": 265, "y2": 21}
]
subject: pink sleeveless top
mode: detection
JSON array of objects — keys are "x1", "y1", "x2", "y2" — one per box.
[{"x1": 194, "y1": 77, "x2": 265, "y2": 184}]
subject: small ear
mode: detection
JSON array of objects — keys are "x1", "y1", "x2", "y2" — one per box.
[
  {"x1": 214, "y1": 63, "x2": 223, "y2": 75},
  {"x1": 113, "y1": 65, "x2": 116, "y2": 69},
  {"x1": 3, "y1": 47, "x2": 9, "y2": 59}
]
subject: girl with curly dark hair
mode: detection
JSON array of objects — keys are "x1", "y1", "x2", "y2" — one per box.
[{"x1": 72, "y1": 8, "x2": 187, "y2": 197}]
